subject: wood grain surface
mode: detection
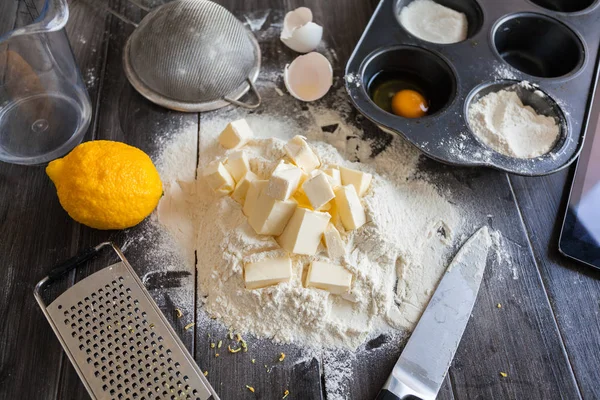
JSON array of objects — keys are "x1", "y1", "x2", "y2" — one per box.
[{"x1": 0, "y1": 0, "x2": 598, "y2": 399}]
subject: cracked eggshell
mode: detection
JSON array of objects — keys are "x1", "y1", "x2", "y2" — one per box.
[
  {"x1": 280, "y1": 7, "x2": 323, "y2": 53},
  {"x1": 284, "y1": 52, "x2": 333, "y2": 102}
]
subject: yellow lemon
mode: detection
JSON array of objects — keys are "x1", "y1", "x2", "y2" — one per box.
[{"x1": 46, "y1": 140, "x2": 163, "y2": 230}]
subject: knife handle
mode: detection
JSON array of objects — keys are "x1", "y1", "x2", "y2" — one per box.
[
  {"x1": 375, "y1": 389, "x2": 401, "y2": 400},
  {"x1": 375, "y1": 389, "x2": 423, "y2": 400}
]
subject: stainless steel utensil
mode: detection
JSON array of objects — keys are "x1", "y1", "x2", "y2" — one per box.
[
  {"x1": 34, "y1": 242, "x2": 219, "y2": 400},
  {"x1": 376, "y1": 227, "x2": 491, "y2": 400},
  {"x1": 122, "y1": 0, "x2": 261, "y2": 112}
]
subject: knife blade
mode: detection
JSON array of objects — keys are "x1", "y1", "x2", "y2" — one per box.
[{"x1": 376, "y1": 226, "x2": 492, "y2": 400}]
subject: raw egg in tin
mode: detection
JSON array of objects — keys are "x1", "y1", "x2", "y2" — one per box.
[{"x1": 368, "y1": 71, "x2": 431, "y2": 118}]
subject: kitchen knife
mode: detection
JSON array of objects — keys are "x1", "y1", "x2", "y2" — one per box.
[{"x1": 376, "y1": 226, "x2": 492, "y2": 400}]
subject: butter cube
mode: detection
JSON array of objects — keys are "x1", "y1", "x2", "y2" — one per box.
[
  {"x1": 323, "y1": 167, "x2": 342, "y2": 188},
  {"x1": 305, "y1": 260, "x2": 353, "y2": 294},
  {"x1": 302, "y1": 171, "x2": 335, "y2": 210},
  {"x1": 284, "y1": 135, "x2": 320, "y2": 173},
  {"x1": 323, "y1": 223, "x2": 345, "y2": 259},
  {"x1": 248, "y1": 190, "x2": 297, "y2": 235},
  {"x1": 243, "y1": 179, "x2": 268, "y2": 217},
  {"x1": 339, "y1": 166, "x2": 372, "y2": 196},
  {"x1": 203, "y1": 160, "x2": 235, "y2": 196},
  {"x1": 266, "y1": 162, "x2": 303, "y2": 201},
  {"x1": 224, "y1": 151, "x2": 250, "y2": 182},
  {"x1": 334, "y1": 185, "x2": 366, "y2": 230},
  {"x1": 244, "y1": 257, "x2": 292, "y2": 289},
  {"x1": 292, "y1": 190, "x2": 312, "y2": 209},
  {"x1": 218, "y1": 119, "x2": 253, "y2": 149},
  {"x1": 277, "y1": 208, "x2": 330, "y2": 255},
  {"x1": 231, "y1": 171, "x2": 259, "y2": 204}
]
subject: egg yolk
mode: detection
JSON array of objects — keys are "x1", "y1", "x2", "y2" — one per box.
[{"x1": 391, "y1": 89, "x2": 429, "y2": 118}]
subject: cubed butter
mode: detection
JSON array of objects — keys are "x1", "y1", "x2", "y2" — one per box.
[
  {"x1": 248, "y1": 189, "x2": 297, "y2": 235},
  {"x1": 292, "y1": 190, "x2": 312, "y2": 209},
  {"x1": 243, "y1": 179, "x2": 268, "y2": 217},
  {"x1": 302, "y1": 171, "x2": 335, "y2": 210},
  {"x1": 231, "y1": 171, "x2": 258, "y2": 204},
  {"x1": 244, "y1": 257, "x2": 292, "y2": 289},
  {"x1": 266, "y1": 161, "x2": 303, "y2": 201},
  {"x1": 339, "y1": 166, "x2": 372, "y2": 196},
  {"x1": 323, "y1": 167, "x2": 342, "y2": 188},
  {"x1": 277, "y1": 208, "x2": 330, "y2": 255},
  {"x1": 218, "y1": 119, "x2": 253, "y2": 149},
  {"x1": 284, "y1": 135, "x2": 320, "y2": 172},
  {"x1": 334, "y1": 185, "x2": 366, "y2": 230},
  {"x1": 305, "y1": 260, "x2": 353, "y2": 294},
  {"x1": 224, "y1": 151, "x2": 250, "y2": 182},
  {"x1": 203, "y1": 160, "x2": 236, "y2": 196},
  {"x1": 323, "y1": 223, "x2": 345, "y2": 259}
]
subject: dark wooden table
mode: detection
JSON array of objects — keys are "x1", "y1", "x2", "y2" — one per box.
[{"x1": 1, "y1": 0, "x2": 600, "y2": 399}]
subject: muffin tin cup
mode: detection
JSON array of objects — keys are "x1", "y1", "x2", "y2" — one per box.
[{"x1": 345, "y1": 0, "x2": 600, "y2": 176}]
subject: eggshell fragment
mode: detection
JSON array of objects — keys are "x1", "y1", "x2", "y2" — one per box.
[
  {"x1": 280, "y1": 7, "x2": 323, "y2": 53},
  {"x1": 284, "y1": 52, "x2": 333, "y2": 102}
]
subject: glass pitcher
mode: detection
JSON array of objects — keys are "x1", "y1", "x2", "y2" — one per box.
[{"x1": 0, "y1": 0, "x2": 91, "y2": 165}]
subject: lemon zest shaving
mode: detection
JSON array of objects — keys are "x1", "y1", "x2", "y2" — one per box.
[{"x1": 228, "y1": 345, "x2": 242, "y2": 353}]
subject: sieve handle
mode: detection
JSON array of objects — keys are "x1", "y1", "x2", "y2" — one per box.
[{"x1": 224, "y1": 79, "x2": 261, "y2": 109}]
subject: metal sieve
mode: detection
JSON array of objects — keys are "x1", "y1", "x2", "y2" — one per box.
[
  {"x1": 34, "y1": 242, "x2": 219, "y2": 400},
  {"x1": 122, "y1": 0, "x2": 261, "y2": 112}
]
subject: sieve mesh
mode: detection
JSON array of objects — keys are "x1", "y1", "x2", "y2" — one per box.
[
  {"x1": 126, "y1": 0, "x2": 258, "y2": 108},
  {"x1": 46, "y1": 262, "x2": 213, "y2": 400}
]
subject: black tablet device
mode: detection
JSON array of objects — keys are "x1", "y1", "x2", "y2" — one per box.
[{"x1": 559, "y1": 80, "x2": 600, "y2": 270}]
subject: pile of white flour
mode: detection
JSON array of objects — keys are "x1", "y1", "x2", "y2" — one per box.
[
  {"x1": 399, "y1": 0, "x2": 468, "y2": 44},
  {"x1": 468, "y1": 88, "x2": 560, "y2": 158},
  {"x1": 154, "y1": 110, "x2": 463, "y2": 350}
]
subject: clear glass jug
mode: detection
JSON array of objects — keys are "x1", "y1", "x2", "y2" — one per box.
[{"x1": 0, "y1": 0, "x2": 91, "y2": 165}]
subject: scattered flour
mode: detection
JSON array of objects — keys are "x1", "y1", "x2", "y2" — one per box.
[
  {"x1": 493, "y1": 63, "x2": 518, "y2": 81},
  {"x1": 155, "y1": 112, "x2": 463, "y2": 350},
  {"x1": 399, "y1": 0, "x2": 468, "y2": 44},
  {"x1": 468, "y1": 89, "x2": 560, "y2": 158}
]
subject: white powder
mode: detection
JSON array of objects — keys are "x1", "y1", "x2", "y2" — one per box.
[
  {"x1": 468, "y1": 89, "x2": 560, "y2": 158},
  {"x1": 155, "y1": 111, "x2": 462, "y2": 350},
  {"x1": 399, "y1": 0, "x2": 468, "y2": 44}
]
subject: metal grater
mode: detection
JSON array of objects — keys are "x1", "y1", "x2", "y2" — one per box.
[{"x1": 34, "y1": 242, "x2": 219, "y2": 400}]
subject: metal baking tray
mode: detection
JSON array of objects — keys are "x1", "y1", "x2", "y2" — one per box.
[{"x1": 345, "y1": 0, "x2": 600, "y2": 176}]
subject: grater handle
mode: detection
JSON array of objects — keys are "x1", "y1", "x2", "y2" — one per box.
[
  {"x1": 48, "y1": 246, "x2": 102, "y2": 281},
  {"x1": 35, "y1": 242, "x2": 114, "y2": 307}
]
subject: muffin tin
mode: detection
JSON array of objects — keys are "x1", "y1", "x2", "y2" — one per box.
[{"x1": 345, "y1": 0, "x2": 600, "y2": 175}]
